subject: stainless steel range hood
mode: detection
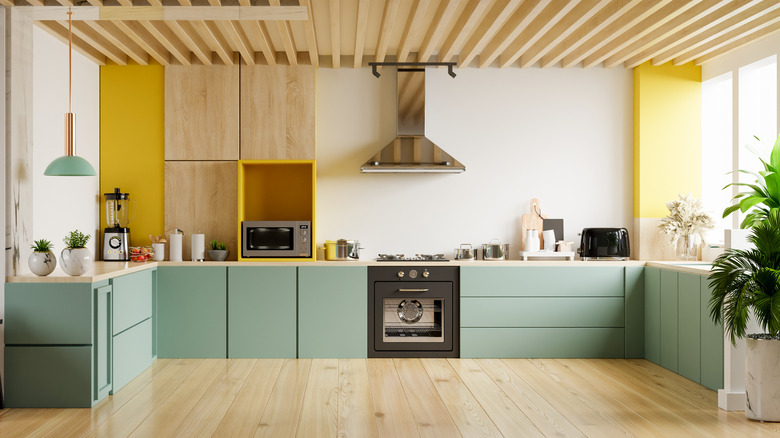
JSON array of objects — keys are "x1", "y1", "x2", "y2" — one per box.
[{"x1": 361, "y1": 69, "x2": 465, "y2": 173}]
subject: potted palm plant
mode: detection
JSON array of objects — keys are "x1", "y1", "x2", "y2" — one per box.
[
  {"x1": 722, "y1": 134, "x2": 780, "y2": 228},
  {"x1": 28, "y1": 239, "x2": 56, "y2": 276},
  {"x1": 60, "y1": 230, "x2": 92, "y2": 276}
]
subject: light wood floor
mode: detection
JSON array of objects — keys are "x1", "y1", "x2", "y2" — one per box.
[{"x1": 0, "y1": 358, "x2": 778, "y2": 437}]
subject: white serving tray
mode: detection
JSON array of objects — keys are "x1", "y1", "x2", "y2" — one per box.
[{"x1": 518, "y1": 251, "x2": 575, "y2": 261}]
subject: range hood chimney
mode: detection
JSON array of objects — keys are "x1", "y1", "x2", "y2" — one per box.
[{"x1": 361, "y1": 67, "x2": 465, "y2": 173}]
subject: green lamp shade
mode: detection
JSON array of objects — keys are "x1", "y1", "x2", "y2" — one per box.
[{"x1": 44, "y1": 155, "x2": 97, "y2": 176}]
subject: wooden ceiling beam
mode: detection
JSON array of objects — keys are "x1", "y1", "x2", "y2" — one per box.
[
  {"x1": 418, "y1": 0, "x2": 463, "y2": 63},
  {"x1": 189, "y1": 19, "x2": 233, "y2": 65},
  {"x1": 676, "y1": 7, "x2": 780, "y2": 64},
  {"x1": 168, "y1": 20, "x2": 212, "y2": 65},
  {"x1": 300, "y1": 0, "x2": 319, "y2": 67},
  {"x1": 581, "y1": 0, "x2": 698, "y2": 68},
  {"x1": 650, "y1": 0, "x2": 778, "y2": 66},
  {"x1": 147, "y1": 0, "x2": 162, "y2": 6},
  {"x1": 208, "y1": 0, "x2": 221, "y2": 6},
  {"x1": 69, "y1": 21, "x2": 128, "y2": 65},
  {"x1": 353, "y1": 0, "x2": 370, "y2": 68},
  {"x1": 238, "y1": 0, "x2": 250, "y2": 6},
  {"x1": 36, "y1": 20, "x2": 107, "y2": 65},
  {"x1": 695, "y1": 20, "x2": 780, "y2": 64},
  {"x1": 117, "y1": 0, "x2": 133, "y2": 7},
  {"x1": 458, "y1": 0, "x2": 523, "y2": 68},
  {"x1": 329, "y1": 0, "x2": 340, "y2": 68},
  {"x1": 478, "y1": 0, "x2": 551, "y2": 68},
  {"x1": 114, "y1": 19, "x2": 170, "y2": 65},
  {"x1": 374, "y1": 0, "x2": 401, "y2": 64},
  {"x1": 439, "y1": 0, "x2": 495, "y2": 63},
  {"x1": 604, "y1": 0, "x2": 732, "y2": 68},
  {"x1": 86, "y1": 0, "x2": 103, "y2": 5},
  {"x1": 269, "y1": 0, "x2": 297, "y2": 65},
  {"x1": 140, "y1": 20, "x2": 191, "y2": 65},
  {"x1": 26, "y1": 0, "x2": 44, "y2": 5},
  {"x1": 177, "y1": 0, "x2": 192, "y2": 6},
  {"x1": 83, "y1": 20, "x2": 149, "y2": 65},
  {"x1": 215, "y1": 20, "x2": 255, "y2": 65},
  {"x1": 239, "y1": 20, "x2": 276, "y2": 65},
  {"x1": 0, "y1": 0, "x2": 14, "y2": 7},
  {"x1": 54, "y1": 0, "x2": 74, "y2": 6},
  {"x1": 397, "y1": 0, "x2": 433, "y2": 63},
  {"x1": 561, "y1": 0, "x2": 669, "y2": 68},
  {"x1": 516, "y1": 0, "x2": 609, "y2": 68}
]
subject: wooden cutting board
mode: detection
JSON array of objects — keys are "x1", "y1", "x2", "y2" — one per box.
[{"x1": 521, "y1": 198, "x2": 546, "y2": 251}]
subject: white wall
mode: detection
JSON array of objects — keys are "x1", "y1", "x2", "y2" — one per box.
[
  {"x1": 316, "y1": 67, "x2": 633, "y2": 258},
  {"x1": 31, "y1": 25, "x2": 100, "y2": 264}
]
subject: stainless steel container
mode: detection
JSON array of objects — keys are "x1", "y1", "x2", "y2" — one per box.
[
  {"x1": 455, "y1": 243, "x2": 478, "y2": 260},
  {"x1": 324, "y1": 239, "x2": 362, "y2": 260},
  {"x1": 482, "y1": 240, "x2": 509, "y2": 260}
]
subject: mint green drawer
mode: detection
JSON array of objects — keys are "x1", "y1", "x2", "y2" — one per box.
[
  {"x1": 112, "y1": 318, "x2": 153, "y2": 393},
  {"x1": 461, "y1": 327, "x2": 625, "y2": 358},
  {"x1": 461, "y1": 266, "x2": 624, "y2": 297},
  {"x1": 461, "y1": 297, "x2": 625, "y2": 328},
  {"x1": 5, "y1": 283, "x2": 93, "y2": 345},
  {"x1": 112, "y1": 270, "x2": 153, "y2": 335}
]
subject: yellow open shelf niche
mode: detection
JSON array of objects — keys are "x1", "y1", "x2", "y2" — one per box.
[{"x1": 237, "y1": 160, "x2": 316, "y2": 262}]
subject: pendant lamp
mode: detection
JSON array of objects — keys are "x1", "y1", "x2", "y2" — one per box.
[{"x1": 44, "y1": 8, "x2": 96, "y2": 177}]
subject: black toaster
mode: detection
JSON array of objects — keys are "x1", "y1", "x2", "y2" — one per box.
[{"x1": 579, "y1": 228, "x2": 630, "y2": 260}]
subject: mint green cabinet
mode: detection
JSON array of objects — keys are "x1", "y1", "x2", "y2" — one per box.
[
  {"x1": 677, "y1": 273, "x2": 701, "y2": 383},
  {"x1": 94, "y1": 284, "x2": 113, "y2": 401},
  {"x1": 157, "y1": 266, "x2": 227, "y2": 358},
  {"x1": 700, "y1": 278, "x2": 724, "y2": 391},
  {"x1": 460, "y1": 266, "x2": 626, "y2": 358},
  {"x1": 644, "y1": 267, "x2": 661, "y2": 364},
  {"x1": 110, "y1": 269, "x2": 154, "y2": 393},
  {"x1": 298, "y1": 266, "x2": 367, "y2": 358},
  {"x1": 625, "y1": 267, "x2": 645, "y2": 358},
  {"x1": 227, "y1": 266, "x2": 297, "y2": 358},
  {"x1": 660, "y1": 270, "x2": 678, "y2": 372}
]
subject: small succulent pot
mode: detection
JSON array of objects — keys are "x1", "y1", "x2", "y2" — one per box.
[
  {"x1": 208, "y1": 249, "x2": 229, "y2": 262},
  {"x1": 61, "y1": 247, "x2": 92, "y2": 276},
  {"x1": 28, "y1": 251, "x2": 57, "y2": 276}
]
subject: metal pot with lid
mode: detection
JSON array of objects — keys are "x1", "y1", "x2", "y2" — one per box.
[
  {"x1": 455, "y1": 243, "x2": 478, "y2": 260},
  {"x1": 324, "y1": 239, "x2": 362, "y2": 261},
  {"x1": 482, "y1": 239, "x2": 509, "y2": 260}
]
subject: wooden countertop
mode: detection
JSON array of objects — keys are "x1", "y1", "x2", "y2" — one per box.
[{"x1": 7, "y1": 259, "x2": 707, "y2": 283}]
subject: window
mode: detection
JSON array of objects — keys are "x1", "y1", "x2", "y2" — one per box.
[{"x1": 701, "y1": 72, "x2": 732, "y2": 230}]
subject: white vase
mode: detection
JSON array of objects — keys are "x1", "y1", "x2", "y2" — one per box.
[
  {"x1": 28, "y1": 251, "x2": 56, "y2": 276},
  {"x1": 525, "y1": 229, "x2": 540, "y2": 252},
  {"x1": 745, "y1": 337, "x2": 780, "y2": 422},
  {"x1": 60, "y1": 247, "x2": 92, "y2": 276}
]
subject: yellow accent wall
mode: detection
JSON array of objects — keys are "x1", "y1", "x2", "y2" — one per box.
[
  {"x1": 634, "y1": 61, "x2": 702, "y2": 218},
  {"x1": 100, "y1": 64, "x2": 165, "y2": 249}
]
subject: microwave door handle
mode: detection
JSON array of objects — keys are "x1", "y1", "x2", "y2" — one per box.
[{"x1": 397, "y1": 288, "x2": 430, "y2": 293}]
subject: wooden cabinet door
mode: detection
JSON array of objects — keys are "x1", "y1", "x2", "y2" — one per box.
[
  {"x1": 240, "y1": 64, "x2": 315, "y2": 160},
  {"x1": 165, "y1": 64, "x2": 239, "y2": 160}
]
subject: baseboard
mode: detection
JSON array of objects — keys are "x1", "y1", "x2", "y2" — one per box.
[{"x1": 719, "y1": 389, "x2": 746, "y2": 411}]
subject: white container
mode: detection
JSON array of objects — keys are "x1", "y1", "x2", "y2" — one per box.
[
  {"x1": 169, "y1": 233, "x2": 182, "y2": 262},
  {"x1": 542, "y1": 230, "x2": 556, "y2": 251},
  {"x1": 192, "y1": 234, "x2": 205, "y2": 262},
  {"x1": 525, "y1": 229, "x2": 540, "y2": 252},
  {"x1": 745, "y1": 337, "x2": 780, "y2": 421},
  {"x1": 152, "y1": 243, "x2": 165, "y2": 261}
]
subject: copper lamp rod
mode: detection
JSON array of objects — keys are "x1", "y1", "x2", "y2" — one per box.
[{"x1": 65, "y1": 8, "x2": 75, "y2": 156}]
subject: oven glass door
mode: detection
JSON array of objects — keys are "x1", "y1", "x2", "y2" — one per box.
[
  {"x1": 383, "y1": 297, "x2": 444, "y2": 342},
  {"x1": 247, "y1": 227, "x2": 294, "y2": 251},
  {"x1": 373, "y1": 281, "x2": 453, "y2": 351}
]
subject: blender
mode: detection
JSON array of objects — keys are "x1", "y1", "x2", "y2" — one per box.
[{"x1": 103, "y1": 188, "x2": 135, "y2": 261}]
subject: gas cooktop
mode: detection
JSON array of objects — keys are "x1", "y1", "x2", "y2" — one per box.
[{"x1": 376, "y1": 254, "x2": 450, "y2": 262}]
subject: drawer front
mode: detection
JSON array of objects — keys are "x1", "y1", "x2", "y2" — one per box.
[
  {"x1": 461, "y1": 266, "x2": 624, "y2": 297},
  {"x1": 112, "y1": 270, "x2": 153, "y2": 336},
  {"x1": 5, "y1": 283, "x2": 92, "y2": 345},
  {"x1": 461, "y1": 327, "x2": 625, "y2": 358},
  {"x1": 5, "y1": 346, "x2": 93, "y2": 407},
  {"x1": 461, "y1": 297, "x2": 625, "y2": 328},
  {"x1": 112, "y1": 318, "x2": 153, "y2": 393}
]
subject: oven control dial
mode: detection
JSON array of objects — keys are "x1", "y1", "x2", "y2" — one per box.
[
  {"x1": 409, "y1": 269, "x2": 418, "y2": 279},
  {"x1": 397, "y1": 271, "x2": 405, "y2": 278},
  {"x1": 422, "y1": 269, "x2": 430, "y2": 278}
]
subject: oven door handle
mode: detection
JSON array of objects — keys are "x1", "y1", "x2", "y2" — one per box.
[{"x1": 397, "y1": 288, "x2": 430, "y2": 292}]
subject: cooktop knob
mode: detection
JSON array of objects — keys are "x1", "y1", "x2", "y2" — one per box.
[
  {"x1": 409, "y1": 269, "x2": 418, "y2": 279},
  {"x1": 397, "y1": 271, "x2": 405, "y2": 278},
  {"x1": 422, "y1": 269, "x2": 430, "y2": 278}
]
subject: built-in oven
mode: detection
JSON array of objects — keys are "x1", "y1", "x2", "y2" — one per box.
[
  {"x1": 241, "y1": 221, "x2": 311, "y2": 258},
  {"x1": 368, "y1": 265, "x2": 459, "y2": 358}
]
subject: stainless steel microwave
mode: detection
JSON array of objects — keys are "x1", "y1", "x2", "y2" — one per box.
[{"x1": 242, "y1": 221, "x2": 312, "y2": 258}]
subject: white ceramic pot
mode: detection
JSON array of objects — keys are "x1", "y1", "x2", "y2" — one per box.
[
  {"x1": 745, "y1": 337, "x2": 780, "y2": 422},
  {"x1": 28, "y1": 251, "x2": 56, "y2": 276},
  {"x1": 60, "y1": 247, "x2": 92, "y2": 276}
]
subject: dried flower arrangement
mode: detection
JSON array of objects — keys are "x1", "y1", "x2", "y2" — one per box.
[{"x1": 658, "y1": 193, "x2": 716, "y2": 244}]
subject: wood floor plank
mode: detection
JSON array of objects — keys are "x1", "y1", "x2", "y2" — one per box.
[
  {"x1": 173, "y1": 359, "x2": 256, "y2": 437},
  {"x1": 254, "y1": 358, "x2": 312, "y2": 437},
  {"x1": 420, "y1": 358, "x2": 502, "y2": 438},
  {"x1": 448, "y1": 358, "x2": 546, "y2": 437},
  {"x1": 6, "y1": 410, "x2": 80, "y2": 438},
  {"x1": 212, "y1": 359, "x2": 285, "y2": 437},
  {"x1": 337, "y1": 359, "x2": 378, "y2": 438},
  {"x1": 296, "y1": 358, "x2": 339, "y2": 438},
  {"x1": 475, "y1": 358, "x2": 587, "y2": 438},
  {"x1": 502, "y1": 359, "x2": 627, "y2": 438},
  {"x1": 528, "y1": 359, "x2": 669, "y2": 437},
  {"x1": 0, "y1": 409, "x2": 58, "y2": 437},
  {"x1": 88, "y1": 358, "x2": 204, "y2": 437},
  {"x1": 366, "y1": 358, "x2": 420, "y2": 438},
  {"x1": 394, "y1": 358, "x2": 462, "y2": 438},
  {"x1": 129, "y1": 359, "x2": 229, "y2": 437}
]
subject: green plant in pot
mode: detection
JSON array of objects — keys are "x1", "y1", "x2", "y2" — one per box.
[
  {"x1": 710, "y1": 207, "x2": 780, "y2": 420},
  {"x1": 209, "y1": 239, "x2": 229, "y2": 261},
  {"x1": 60, "y1": 230, "x2": 92, "y2": 276},
  {"x1": 722, "y1": 134, "x2": 780, "y2": 228},
  {"x1": 28, "y1": 239, "x2": 57, "y2": 276}
]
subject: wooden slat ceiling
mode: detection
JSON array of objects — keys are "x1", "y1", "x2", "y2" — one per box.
[{"x1": 11, "y1": 0, "x2": 780, "y2": 68}]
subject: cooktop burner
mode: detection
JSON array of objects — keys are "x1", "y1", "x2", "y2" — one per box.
[{"x1": 377, "y1": 254, "x2": 450, "y2": 262}]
